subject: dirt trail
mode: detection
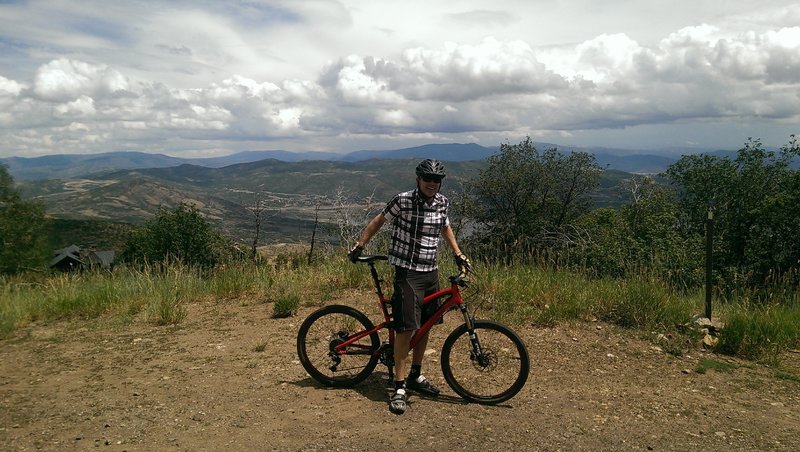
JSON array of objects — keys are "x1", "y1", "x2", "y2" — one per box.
[{"x1": 1, "y1": 293, "x2": 799, "y2": 451}]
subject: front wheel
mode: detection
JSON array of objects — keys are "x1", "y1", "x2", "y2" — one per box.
[
  {"x1": 297, "y1": 305, "x2": 380, "y2": 387},
  {"x1": 441, "y1": 320, "x2": 530, "y2": 404}
]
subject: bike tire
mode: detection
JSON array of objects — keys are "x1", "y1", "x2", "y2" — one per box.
[
  {"x1": 296, "y1": 304, "x2": 381, "y2": 387},
  {"x1": 441, "y1": 320, "x2": 530, "y2": 404}
]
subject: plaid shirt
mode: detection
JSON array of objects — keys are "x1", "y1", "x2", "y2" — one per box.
[{"x1": 382, "y1": 189, "x2": 450, "y2": 271}]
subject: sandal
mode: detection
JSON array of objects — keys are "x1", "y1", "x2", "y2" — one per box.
[
  {"x1": 406, "y1": 375, "x2": 440, "y2": 397},
  {"x1": 389, "y1": 389, "x2": 407, "y2": 415}
]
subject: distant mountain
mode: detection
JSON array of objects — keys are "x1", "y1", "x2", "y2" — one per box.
[
  {"x1": 1, "y1": 152, "x2": 187, "y2": 180},
  {"x1": 2, "y1": 142, "x2": 725, "y2": 181},
  {"x1": 191, "y1": 150, "x2": 343, "y2": 166},
  {"x1": 340, "y1": 143, "x2": 500, "y2": 162},
  {"x1": 17, "y1": 158, "x2": 489, "y2": 244}
]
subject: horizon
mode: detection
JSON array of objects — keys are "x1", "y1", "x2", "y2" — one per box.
[
  {"x1": 1, "y1": 1, "x2": 798, "y2": 159},
  {"x1": 0, "y1": 140, "x2": 756, "y2": 162}
]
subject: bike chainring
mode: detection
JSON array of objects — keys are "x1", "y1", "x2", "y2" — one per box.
[{"x1": 378, "y1": 342, "x2": 394, "y2": 367}]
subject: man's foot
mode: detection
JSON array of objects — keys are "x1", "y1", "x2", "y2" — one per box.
[
  {"x1": 389, "y1": 389, "x2": 407, "y2": 415},
  {"x1": 406, "y1": 375, "x2": 440, "y2": 397}
]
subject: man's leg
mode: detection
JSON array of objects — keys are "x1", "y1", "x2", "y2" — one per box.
[
  {"x1": 393, "y1": 330, "x2": 414, "y2": 386},
  {"x1": 411, "y1": 329, "x2": 429, "y2": 366},
  {"x1": 390, "y1": 330, "x2": 413, "y2": 414},
  {"x1": 406, "y1": 328, "x2": 440, "y2": 397}
]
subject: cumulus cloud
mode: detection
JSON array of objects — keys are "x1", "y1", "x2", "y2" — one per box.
[
  {"x1": 1, "y1": 3, "x2": 799, "y2": 157},
  {"x1": 33, "y1": 58, "x2": 129, "y2": 102}
]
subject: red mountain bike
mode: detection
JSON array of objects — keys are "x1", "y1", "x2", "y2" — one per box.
[{"x1": 296, "y1": 255, "x2": 530, "y2": 405}]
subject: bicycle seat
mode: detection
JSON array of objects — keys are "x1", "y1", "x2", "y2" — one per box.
[{"x1": 356, "y1": 255, "x2": 389, "y2": 263}]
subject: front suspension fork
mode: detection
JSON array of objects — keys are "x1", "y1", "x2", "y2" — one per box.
[{"x1": 458, "y1": 303, "x2": 488, "y2": 365}]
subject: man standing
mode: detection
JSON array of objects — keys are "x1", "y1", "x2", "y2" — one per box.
[{"x1": 349, "y1": 159, "x2": 470, "y2": 415}]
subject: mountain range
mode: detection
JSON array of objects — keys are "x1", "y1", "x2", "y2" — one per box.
[
  {"x1": 2, "y1": 142, "x2": 719, "y2": 181},
  {"x1": 4, "y1": 141, "x2": 745, "y2": 246}
]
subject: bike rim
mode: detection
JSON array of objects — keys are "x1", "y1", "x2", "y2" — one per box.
[
  {"x1": 444, "y1": 325, "x2": 528, "y2": 402},
  {"x1": 302, "y1": 311, "x2": 378, "y2": 383}
]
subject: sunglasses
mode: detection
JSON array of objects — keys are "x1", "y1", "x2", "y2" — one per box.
[{"x1": 420, "y1": 175, "x2": 443, "y2": 183}]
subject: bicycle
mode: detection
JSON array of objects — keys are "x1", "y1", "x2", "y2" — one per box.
[{"x1": 296, "y1": 255, "x2": 530, "y2": 405}]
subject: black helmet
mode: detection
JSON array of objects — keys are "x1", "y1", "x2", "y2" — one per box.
[{"x1": 415, "y1": 159, "x2": 446, "y2": 178}]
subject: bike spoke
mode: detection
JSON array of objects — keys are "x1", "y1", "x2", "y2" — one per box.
[
  {"x1": 298, "y1": 307, "x2": 380, "y2": 386},
  {"x1": 442, "y1": 321, "x2": 529, "y2": 404}
]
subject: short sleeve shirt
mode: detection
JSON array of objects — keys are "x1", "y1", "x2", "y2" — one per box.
[{"x1": 382, "y1": 189, "x2": 450, "y2": 271}]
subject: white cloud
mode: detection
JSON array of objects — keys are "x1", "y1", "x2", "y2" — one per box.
[
  {"x1": 33, "y1": 58, "x2": 129, "y2": 102},
  {"x1": 0, "y1": 1, "x2": 799, "y2": 157},
  {"x1": 0, "y1": 76, "x2": 25, "y2": 96},
  {"x1": 54, "y1": 95, "x2": 96, "y2": 118}
]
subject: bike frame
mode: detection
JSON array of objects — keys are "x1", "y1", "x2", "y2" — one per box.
[{"x1": 333, "y1": 259, "x2": 474, "y2": 357}]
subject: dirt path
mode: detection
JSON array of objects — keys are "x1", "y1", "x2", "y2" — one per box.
[{"x1": 2, "y1": 293, "x2": 799, "y2": 451}]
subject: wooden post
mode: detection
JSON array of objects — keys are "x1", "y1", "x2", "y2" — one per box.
[{"x1": 705, "y1": 199, "x2": 714, "y2": 320}]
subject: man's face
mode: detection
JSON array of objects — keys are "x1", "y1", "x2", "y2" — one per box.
[{"x1": 417, "y1": 175, "x2": 442, "y2": 199}]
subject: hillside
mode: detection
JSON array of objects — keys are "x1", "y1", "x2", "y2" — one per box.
[
  {"x1": 19, "y1": 159, "x2": 490, "y2": 244},
  {"x1": 19, "y1": 158, "x2": 632, "y2": 245},
  {"x1": 2, "y1": 142, "x2": 700, "y2": 180}
]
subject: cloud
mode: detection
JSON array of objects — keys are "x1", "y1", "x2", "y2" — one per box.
[
  {"x1": 33, "y1": 58, "x2": 129, "y2": 102},
  {"x1": 1, "y1": 2, "x2": 799, "y2": 157},
  {"x1": 444, "y1": 9, "x2": 518, "y2": 27}
]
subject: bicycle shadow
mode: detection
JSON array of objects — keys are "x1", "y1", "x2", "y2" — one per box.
[{"x1": 288, "y1": 371, "x2": 512, "y2": 408}]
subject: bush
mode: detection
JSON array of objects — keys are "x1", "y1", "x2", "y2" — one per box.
[
  {"x1": 272, "y1": 293, "x2": 299, "y2": 318},
  {"x1": 121, "y1": 203, "x2": 228, "y2": 268}
]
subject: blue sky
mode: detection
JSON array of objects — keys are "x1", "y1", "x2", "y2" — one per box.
[{"x1": 0, "y1": 0, "x2": 798, "y2": 158}]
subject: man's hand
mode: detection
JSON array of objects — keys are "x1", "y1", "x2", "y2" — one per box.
[
  {"x1": 348, "y1": 243, "x2": 364, "y2": 263},
  {"x1": 454, "y1": 253, "x2": 471, "y2": 272}
]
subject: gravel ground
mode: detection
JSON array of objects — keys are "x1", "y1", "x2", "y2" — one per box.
[{"x1": 2, "y1": 293, "x2": 799, "y2": 451}]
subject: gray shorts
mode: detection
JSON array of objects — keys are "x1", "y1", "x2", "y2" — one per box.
[{"x1": 391, "y1": 266, "x2": 442, "y2": 332}]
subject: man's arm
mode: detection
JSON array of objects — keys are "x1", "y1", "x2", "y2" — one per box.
[
  {"x1": 441, "y1": 224, "x2": 463, "y2": 256},
  {"x1": 356, "y1": 213, "x2": 387, "y2": 248}
]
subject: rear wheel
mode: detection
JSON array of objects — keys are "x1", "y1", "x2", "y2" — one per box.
[
  {"x1": 441, "y1": 320, "x2": 530, "y2": 404},
  {"x1": 297, "y1": 305, "x2": 380, "y2": 387}
]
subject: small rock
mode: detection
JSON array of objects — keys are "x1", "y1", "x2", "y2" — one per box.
[{"x1": 702, "y1": 334, "x2": 719, "y2": 348}]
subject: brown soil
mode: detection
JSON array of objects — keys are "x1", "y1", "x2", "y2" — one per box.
[{"x1": 1, "y1": 292, "x2": 799, "y2": 451}]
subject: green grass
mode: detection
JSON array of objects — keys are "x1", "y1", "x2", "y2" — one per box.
[
  {"x1": 775, "y1": 370, "x2": 800, "y2": 382},
  {"x1": 695, "y1": 358, "x2": 738, "y2": 374},
  {"x1": 2, "y1": 250, "x2": 799, "y2": 368},
  {"x1": 475, "y1": 261, "x2": 695, "y2": 332},
  {"x1": 715, "y1": 302, "x2": 800, "y2": 365}
]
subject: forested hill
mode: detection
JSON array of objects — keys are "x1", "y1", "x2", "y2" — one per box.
[{"x1": 2, "y1": 142, "x2": 707, "y2": 180}]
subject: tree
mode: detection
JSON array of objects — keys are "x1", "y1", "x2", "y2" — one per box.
[
  {"x1": 570, "y1": 176, "x2": 701, "y2": 286},
  {"x1": 237, "y1": 191, "x2": 280, "y2": 262},
  {"x1": 463, "y1": 137, "x2": 602, "y2": 260},
  {"x1": 120, "y1": 203, "x2": 225, "y2": 268},
  {"x1": 665, "y1": 135, "x2": 800, "y2": 289},
  {"x1": 0, "y1": 165, "x2": 49, "y2": 274}
]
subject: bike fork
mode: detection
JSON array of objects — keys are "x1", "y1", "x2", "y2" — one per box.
[{"x1": 458, "y1": 304, "x2": 485, "y2": 360}]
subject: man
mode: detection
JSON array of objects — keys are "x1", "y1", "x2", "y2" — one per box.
[{"x1": 349, "y1": 158, "x2": 470, "y2": 415}]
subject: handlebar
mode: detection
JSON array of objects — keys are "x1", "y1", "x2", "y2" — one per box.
[
  {"x1": 354, "y1": 255, "x2": 388, "y2": 263},
  {"x1": 355, "y1": 254, "x2": 470, "y2": 287}
]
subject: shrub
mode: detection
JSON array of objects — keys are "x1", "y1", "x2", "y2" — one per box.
[
  {"x1": 273, "y1": 293, "x2": 299, "y2": 318},
  {"x1": 121, "y1": 203, "x2": 227, "y2": 269}
]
